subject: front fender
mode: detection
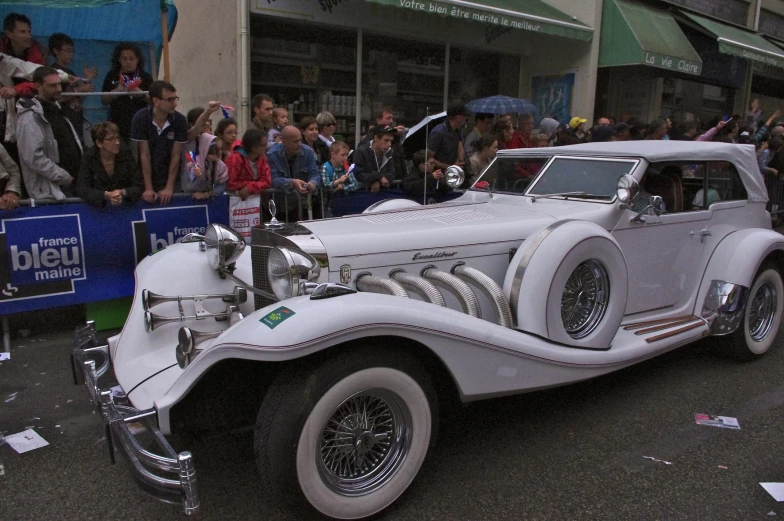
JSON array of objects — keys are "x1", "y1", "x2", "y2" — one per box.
[{"x1": 695, "y1": 228, "x2": 784, "y2": 315}]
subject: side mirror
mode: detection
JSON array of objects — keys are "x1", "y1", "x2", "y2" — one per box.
[
  {"x1": 649, "y1": 195, "x2": 663, "y2": 216},
  {"x1": 616, "y1": 174, "x2": 639, "y2": 207}
]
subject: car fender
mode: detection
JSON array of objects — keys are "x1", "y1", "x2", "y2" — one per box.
[
  {"x1": 695, "y1": 228, "x2": 784, "y2": 314},
  {"x1": 503, "y1": 220, "x2": 628, "y2": 349}
]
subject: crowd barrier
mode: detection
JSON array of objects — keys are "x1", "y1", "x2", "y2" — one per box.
[
  {"x1": 763, "y1": 169, "x2": 784, "y2": 217},
  {"x1": 0, "y1": 194, "x2": 229, "y2": 316}
]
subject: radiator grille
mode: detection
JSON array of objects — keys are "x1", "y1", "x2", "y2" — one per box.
[{"x1": 251, "y1": 245, "x2": 275, "y2": 310}]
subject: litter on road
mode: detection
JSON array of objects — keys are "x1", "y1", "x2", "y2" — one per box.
[
  {"x1": 4, "y1": 391, "x2": 18, "y2": 403},
  {"x1": 4, "y1": 429, "x2": 49, "y2": 454},
  {"x1": 643, "y1": 456, "x2": 673, "y2": 465},
  {"x1": 762, "y1": 483, "x2": 784, "y2": 502},
  {"x1": 694, "y1": 413, "x2": 740, "y2": 430},
  {"x1": 0, "y1": 352, "x2": 10, "y2": 361}
]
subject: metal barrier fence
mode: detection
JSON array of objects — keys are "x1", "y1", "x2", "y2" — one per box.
[{"x1": 763, "y1": 169, "x2": 784, "y2": 216}]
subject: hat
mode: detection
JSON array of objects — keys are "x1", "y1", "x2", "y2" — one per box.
[
  {"x1": 369, "y1": 124, "x2": 398, "y2": 138},
  {"x1": 614, "y1": 122, "x2": 632, "y2": 133},
  {"x1": 569, "y1": 117, "x2": 587, "y2": 129}
]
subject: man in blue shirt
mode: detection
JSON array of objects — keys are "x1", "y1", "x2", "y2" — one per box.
[
  {"x1": 130, "y1": 80, "x2": 188, "y2": 205},
  {"x1": 267, "y1": 125, "x2": 320, "y2": 220}
]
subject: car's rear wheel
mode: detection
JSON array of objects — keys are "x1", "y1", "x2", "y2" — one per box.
[
  {"x1": 725, "y1": 262, "x2": 784, "y2": 361},
  {"x1": 255, "y1": 347, "x2": 437, "y2": 519}
]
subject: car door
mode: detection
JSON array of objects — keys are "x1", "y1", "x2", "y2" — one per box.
[{"x1": 612, "y1": 162, "x2": 711, "y2": 315}]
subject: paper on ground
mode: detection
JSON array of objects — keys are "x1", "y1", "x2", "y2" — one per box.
[
  {"x1": 110, "y1": 385, "x2": 126, "y2": 398},
  {"x1": 0, "y1": 352, "x2": 9, "y2": 361},
  {"x1": 4, "y1": 429, "x2": 49, "y2": 454},
  {"x1": 694, "y1": 413, "x2": 740, "y2": 430},
  {"x1": 762, "y1": 483, "x2": 784, "y2": 502}
]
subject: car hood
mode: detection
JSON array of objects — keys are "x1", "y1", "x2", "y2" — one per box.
[{"x1": 302, "y1": 199, "x2": 555, "y2": 268}]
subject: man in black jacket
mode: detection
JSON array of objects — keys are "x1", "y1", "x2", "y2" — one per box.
[{"x1": 352, "y1": 125, "x2": 398, "y2": 192}]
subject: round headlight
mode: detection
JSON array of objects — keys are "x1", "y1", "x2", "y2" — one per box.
[
  {"x1": 445, "y1": 165, "x2": 465, "y2": 188},
  {"x1": 204, "y1": 224, "x2": 246, "y2": 270},
  {"x1": 616, "y1": 174, "x2": 640, "y2": 205},
  {"x1": 267, "y1": 247, "x2": 321, "y2": 301}
]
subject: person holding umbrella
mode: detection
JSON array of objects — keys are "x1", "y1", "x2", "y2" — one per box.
[{"x1": 427, "y1": 103, "x2": 470, "y2": 171}]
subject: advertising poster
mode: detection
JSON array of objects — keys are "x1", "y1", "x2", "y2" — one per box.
[{"x1": 531, "y1": 73, "x2": 575, "y2": 124}]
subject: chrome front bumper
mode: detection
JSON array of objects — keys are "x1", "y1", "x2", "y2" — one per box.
[{"x1": 71, "y1": 321, "x2": 200, "y2": 516}]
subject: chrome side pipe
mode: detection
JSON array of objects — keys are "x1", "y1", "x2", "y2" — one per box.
[
  {"x1": 452, "y1": 262, "x2": 513, "y2": 328},
  {"x1": 421, "y1": 266, "x2": 481, "y2": 318}
]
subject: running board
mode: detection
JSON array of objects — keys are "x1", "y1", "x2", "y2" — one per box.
[{"x1": 622, "y1": 315, "x2": 708, "y2": 344}]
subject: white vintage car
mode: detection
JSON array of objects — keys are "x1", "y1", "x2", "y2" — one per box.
[{"x1": 73, "y1": 141, "x2": 784, "y2": 519}]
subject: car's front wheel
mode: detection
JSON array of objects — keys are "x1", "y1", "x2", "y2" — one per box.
[
  {"x1": 725, "y1": 262, "x2": 784, "y2": 361},
  {"x1": 255, "y1": 347, "x2": 437, "y2": 519}
]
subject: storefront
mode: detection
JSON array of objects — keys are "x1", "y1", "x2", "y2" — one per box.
[
  {"x1": 597, "y1": 0, "x2": 784, "y2": 126},
  {"x1": 246, "y1": 0, "x2": 596, "y2": 147}
]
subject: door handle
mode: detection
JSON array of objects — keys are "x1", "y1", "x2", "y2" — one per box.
[{"x1": 690, "y1": 229, "x2": 712, "y2": 243}]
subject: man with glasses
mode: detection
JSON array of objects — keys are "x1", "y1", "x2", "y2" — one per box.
[
  {"x1": 131, "y1": 80, "x2": 188, "y2": 205},
  {"x1": 16, "y1": 66, "x2": 82, "y2": 199}
]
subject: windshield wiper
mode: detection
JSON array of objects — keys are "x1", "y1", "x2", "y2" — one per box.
[{"x1": 530, "y1": 191, "x2": 592, "y2": 202}]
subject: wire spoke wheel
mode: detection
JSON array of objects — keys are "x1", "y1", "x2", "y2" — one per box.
[
  {"x1": 748, "y1": 281, "x2": 777, "y2": 342},
  {"x1": 561, "y1": 259, "x2": 610, "y2": 339},
  {"x1": 317, "y1": 389, "x2": 412, "y2": 497}
]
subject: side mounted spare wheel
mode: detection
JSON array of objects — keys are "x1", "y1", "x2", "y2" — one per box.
[
  {"x1": 254, "y1": 346, "x2": 437, "y2": 520},
  {"x1": 504, "y1": 220, "x2": 628, "y2": 349}
]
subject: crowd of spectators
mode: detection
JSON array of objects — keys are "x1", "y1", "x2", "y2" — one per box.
[{"x1": 2, "y1": 11, "x2": 784, "y2": 219}]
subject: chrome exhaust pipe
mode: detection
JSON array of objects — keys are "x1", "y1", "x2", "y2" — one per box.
[
  {"x1": 421, "y1": 266, "x2": 481, "y2": 318},
  {"x1": 452, "y1": 263, "x2": 513, "y2": 328}
]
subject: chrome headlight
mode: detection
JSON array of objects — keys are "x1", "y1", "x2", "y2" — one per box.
[
  {"x1": 268, "y1": 247, "x2": 321, "y2": 300},
  {"x1": 445, "y1": 165, "x2": 465, "y2": 188},
  {"x1": 204, "y1": 224, "x2": 245, "y2": 270},
  {"x1": 616, "y1": 174, "x2": 639, "y2": 206}
]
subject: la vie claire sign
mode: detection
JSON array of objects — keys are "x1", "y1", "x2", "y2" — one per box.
[
  {"x1": 398, "y1": 0, "x2": 541, "y2": 32},
  {"x1": 644, "y1": 51, "x2": 701, "y2": 75}
]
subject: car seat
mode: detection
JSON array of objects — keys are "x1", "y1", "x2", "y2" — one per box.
[{"x1": 645, "y1": 171, "x2": 684, "y2": 213}]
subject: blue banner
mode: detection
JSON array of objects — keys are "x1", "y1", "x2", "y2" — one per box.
[
  {"x1": 531, "y1": 73, "x2": 576, "y2": 125},
  {"x1": 0, "y1": 195, "x2": 228, "y2": 315}
]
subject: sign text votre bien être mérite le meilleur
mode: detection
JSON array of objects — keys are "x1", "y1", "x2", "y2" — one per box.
[{"x1": 399, "y1": 0, "x2": 541, "y2": 31}]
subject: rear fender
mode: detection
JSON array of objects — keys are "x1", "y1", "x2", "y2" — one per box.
[{"x1": 695, "y1": 228, "x2": 784, "y2": 318}]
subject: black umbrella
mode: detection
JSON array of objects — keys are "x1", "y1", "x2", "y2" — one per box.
[{"x1": 401, "y1": 111, "x2": 447, "y2": 159}]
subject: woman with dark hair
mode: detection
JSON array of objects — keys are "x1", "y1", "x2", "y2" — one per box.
[
  {"x1": 469, "y1": 134, "x2": 498, "y2": 181},
  {"x1": 215, "y1": 118, "x2": 239, "y2": 161},
  {"x1": 75, "y1": 121, "x2": 142, "y2": 207},
  {"x1": 225, "y1": 128, "x2": 272, "y2": 200},
  {"x1": 299, "y1": 116, "x2": 329, "y2": 165},
  {"x1": 492, "y1": 121, "x2": 513, "y2": 151},
  {"x1": 100, "y1": 42, "x2": 153, "y2": 144}
]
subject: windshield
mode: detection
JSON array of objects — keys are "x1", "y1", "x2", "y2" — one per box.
[
  {"x1": 470, "y1": 156, "x2": 552, "y2": 194},
  {"x1": 525, "y1": 157, "x2": 638, "y2": 200}
]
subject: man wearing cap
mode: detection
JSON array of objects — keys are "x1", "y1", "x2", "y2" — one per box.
[
  {"x1": 590, "y1": 125, "x2": 615, "y2": 143},
  {"x1": 569, "y1": 116, "x2": 587, "y2": 142},
  {"x1": 352, "y1": 124, "x2": 398, "y2": 193},
  {"x1": 427, "y1": 103, "x2": 469, "y2": 171}
]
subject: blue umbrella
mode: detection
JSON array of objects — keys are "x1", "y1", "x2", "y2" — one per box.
[{"x1": 466, "y1": 96, "x2": 538, "y2": 116}]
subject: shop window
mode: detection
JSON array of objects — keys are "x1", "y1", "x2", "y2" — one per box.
[
  {"x1": 250, "y1": 16, "x2": 358, "y2": 143},
  {"x1": 706, "y1": 161, "x2": 747, "y2": 204},
  {"x1": 361, "y1": 33, "x2": 445, "y2": 132}
]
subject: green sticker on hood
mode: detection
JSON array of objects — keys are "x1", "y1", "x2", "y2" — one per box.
[{"x1": 260, "y1": 306, "x2": 296, "y2": 329}]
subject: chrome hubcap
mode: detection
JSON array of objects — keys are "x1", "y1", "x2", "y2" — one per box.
[
  {"x1": 749, "y1": 281, "x2": 777, "y2": 342},
  {"x1": 561, "y1": 259, "x2": 610, "y2": 339},
  {"x1": 317, "y1": 389, "x2": 412, "y2": 496}
]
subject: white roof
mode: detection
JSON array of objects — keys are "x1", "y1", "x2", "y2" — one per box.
[{"x1": 498, "y1": 141, "x2": 768, "y2": 203}]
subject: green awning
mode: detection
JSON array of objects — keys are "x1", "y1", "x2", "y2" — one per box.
[
  {"x1": 366, "y1": 0, "x2": 593, "y2": 41},
  {"x1": 679, "y1": 11, "x2": 784, "y2": 68},
  {"x1": 599, "y1": 0, "x2": 702, "y2": 75}
]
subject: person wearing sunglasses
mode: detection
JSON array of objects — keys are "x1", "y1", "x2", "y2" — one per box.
[{"x1": 130, "y1": 80, "x2": 188, "y2": 205}]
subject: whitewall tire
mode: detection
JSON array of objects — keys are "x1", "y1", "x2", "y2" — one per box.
[
  {"x1": 255, "y1": 348, "x2": 437, "y2": 520},
  {"x1": 727, "y1": 264, "x2": 784, "y2": 360}
]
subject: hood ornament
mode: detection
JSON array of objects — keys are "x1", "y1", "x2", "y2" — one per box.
[{"x1": 266, "y1": 199, "x2": 283, "y2": 228}]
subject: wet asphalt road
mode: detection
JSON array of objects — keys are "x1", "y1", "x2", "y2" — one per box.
[{"x1": 2, "y1": 329, "x2": 784, "y2": 521}]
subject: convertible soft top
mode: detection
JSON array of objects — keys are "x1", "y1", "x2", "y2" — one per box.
[{"x1": 500, "y1": 141, "x2": 768, "y2": 203}]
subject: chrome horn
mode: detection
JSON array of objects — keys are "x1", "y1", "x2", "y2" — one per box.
[
  {"x1": 142, "y1": 287, "x2": 247, "y2": 311},
  {"x1": 176, "y1": 327, "x2": 222, "y2": 369},
  {"x1": 145, "y1": 308, "x2": 230, "y2": 332}
]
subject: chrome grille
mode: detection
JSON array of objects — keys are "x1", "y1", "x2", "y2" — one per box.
[{"x1": 251, "y1": 245, "x2": 275, "y2": 310}]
